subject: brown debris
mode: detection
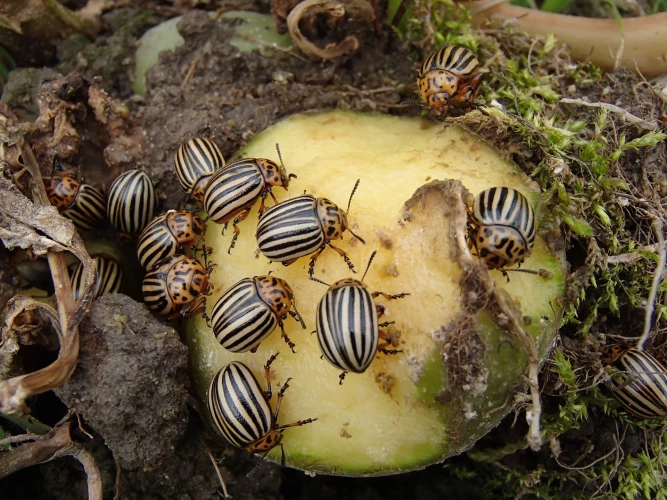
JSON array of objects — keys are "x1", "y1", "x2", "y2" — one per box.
[{"x1": 286, "y1": 0, "x2": 374, "y2": 60}]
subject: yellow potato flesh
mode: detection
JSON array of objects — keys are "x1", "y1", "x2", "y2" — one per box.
[{"x1": 184, "y1": 111, "x2": 565, "y2": 476}]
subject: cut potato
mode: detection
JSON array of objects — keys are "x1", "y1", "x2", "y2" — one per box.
[{"x1": 184, "y1": 111, "x2": 565, "y2": 476}]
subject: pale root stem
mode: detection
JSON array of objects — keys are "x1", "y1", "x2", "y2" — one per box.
[
  {"x1": 637, "y1": 219, "x2": 666, "y2": 351},
  {"x1": 470, "y1": 1, "x2": 667, "y2": 78}
]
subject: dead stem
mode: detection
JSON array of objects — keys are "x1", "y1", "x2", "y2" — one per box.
[
  {"x1": 0, "y1": 422, "x2": 102, "y2": 500},
  {"x1": 203, "y1": 441, "x2": 230, "y2": 499},
  {"x1": 559, "y1": 98, "x2": 660, "y2": 132},
  {"x1": 637, "y1": 219, "x2": 666, "y2": 350}
]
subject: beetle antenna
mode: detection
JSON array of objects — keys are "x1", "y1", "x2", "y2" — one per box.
[
  {"x1": 51, "y1": 155, "x2": 63, "y2": 177},
  {"x1": 275, "y1": 143, "x2": 285, "y2": 170},
  {"x1": 346, "y1": 228, "x2": 366, "y2": 245},
  {"x1": 346, "y1": 179, "x2": 361, "y2": 215},
  {"x1": 361, "y1": 251, "x2": 377, "y2": 282},
  {"x1": 309, "y1": 276, "x2": 330, "y2": 287}
]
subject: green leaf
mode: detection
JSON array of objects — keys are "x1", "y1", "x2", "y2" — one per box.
[
  {"x1": 593, "y1": 203, "x2": 611, "y2": 226},
  {"x1": 541, "y1": 0, "x2": 574, "y2": 13},
  {"x1": 561, "y1": 213, "x2": 594, "y2": 237}
]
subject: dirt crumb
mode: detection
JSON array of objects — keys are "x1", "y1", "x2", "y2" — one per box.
[{"x1": 55, "y1": 293, "x2": 190, "y2": 470}]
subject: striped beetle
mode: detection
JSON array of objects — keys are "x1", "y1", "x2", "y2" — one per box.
[
  {"x1": 174, "y1": 137, "x2": 226, "y2": 204},
  {"x1": 312, "y1": 251, "x2": 409, "y2": 384},
  {"x1": 142, "y1": 247, "x2": 212, "y2": 322},
  {"x1": 137, "y1": 210, "x2": 206, "y2": 270},
  {"x1": 107, "y1": 169, "x2": 156, "y2": 237},
  {"x1": 467, "y1": 187, "x2": 536, "y2": 278},
  {"x1": 256, "y1": 180, "x2": 365, "y2": 278},
  {"x1": 203, "y1": 145, "x2": 296, "y2": 253},
  {"x1": 211, "y1": 275, "x2": 305, "y2": 354},
  {"x1": 418, "y1": 45, "x2": 482, "y2": 118},
  {"x1": 602, "y1": 344, "x2": 667, "y2": 419},
  {"x1": 71, "y1": 254, "x2": 123, "y2": 301},
  {"x1": 44, "y1": 158, "x2": 106, "y2": 232},
  {"x1": 207, "y1": 353, "x2": 317, "y2": 465}
]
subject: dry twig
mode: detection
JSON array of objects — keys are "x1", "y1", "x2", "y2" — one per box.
[
  {"x1": 637, "y1": 219, "x2": 666, "y2": 350},
  {"x1": 286, "y1": 0, "x2": 374, "y2": 59}
]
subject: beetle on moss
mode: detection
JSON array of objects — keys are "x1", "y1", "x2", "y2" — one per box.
[
  {"x1": 602, "y1": 344, "x2": 667, "y2": 419},
  {"x1": 137, "y1": 210, "x2": 206, "y2": 270},
  {"x1": 256, "y1": 180, "x2": 365, "y2": 278},
  {"x1": 211, "y1": 275, "x2": 305, "y2": 354},
  {"x1": 204, "y1": 145, "x2": 296, "y2": 253},
  {"x1": 312, "y1": 251, "x2": 409, "y2": 384},
  {"x1": 467, "y1": 187, "x2": 536, "y2": 278},
  {"x1": 418, "y1": 45, "x2": 482, "y2": 118},
  {"x1": 207, "y1": 354, "x2": 317, "y2": 465}
]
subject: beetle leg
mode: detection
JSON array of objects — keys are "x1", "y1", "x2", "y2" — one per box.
[
  {"x1": 278, "y1": 321, "x2": 297, "y2": 353},
  {"x1": 269, "y1": 188, "x2": 279, "y2": 206},
  {"x1": 325, "y1": 241, "x2": 356, "y2": 274},
  {"x1": 371, "y1": 291, "x2": 410, "y2": 300},
  {"x1": 258, "y1": 191, "x2": 268, "y2": 217},
  {"x1": 221, "y1": 221, "x2": 228, "y2": 236},
  {"x1": 379, "y1": 321, "x2": 395, "y2": 327},
  {"x1": 376, "y1": 304, "x2": 385, "y2": 319},
  {"x1": 275, "y1": 416, "x2": 318, "y2": 431},
  {"x1": 273, "y1": 377, "x2": 291, "y2": 419},
  {"x1": 308, "y1": 244, "x2": 327, "y2": 278},
  {"x1": 378, "y1": 329, "x2": 402, "y2": 355},
  {"x1": 228, "y1": 209, "x2": 252, "y2": 254},
  {"x1": 281, "y1": 257, "x2": 300, "y2": 267},
  {"x1": 263, "y1": 352, "x2": 280, "y2": 400},
  {"x1": 177, "y1": 296, "x2": 207, "y2": 322},
  {"x1": 280, "y1": 442, "x2": 286, "y2": 468},
  {"x1": 339, "y1": 371, "x2": 348, "y2": 385}
]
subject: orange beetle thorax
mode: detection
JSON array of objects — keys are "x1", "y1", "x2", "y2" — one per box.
[
  {"x1": 46, "y1": 175, "x2": 80, "y2": 209},
  {"x1": 418, "y1": 69, "x2": 459, "y2": 101},
  {"x1": 602, "y1": 344, "x2": 631, "y2": 366},
  {"x1": 253, "y1": 275, "x2": 295, "y2": 318},
  {"x1": 166, "y1": 211, "x2": 206, "y2": 246},
  {"x1": 257, "y1": 159, "x2": 290, "y2": 189},
  {"x1": 329, "y1": 278, "x2": 367, "y2": 291},
  {"x1": 316, "y1": 198, "x2": 347, "y2": 241},
  {"x1": 166, "y1": 258, "x2": 209, "y2": 305},
  {"x1": 191, "y1": 174, "x2": 213, "y2": 203},
  {"x1": 245, "y1": 429, "x2": 283, "y2": 453}
]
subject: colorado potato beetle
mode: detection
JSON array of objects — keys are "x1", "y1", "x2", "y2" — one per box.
[
  {"x1": 174, "y1": 137, "x2": 226, "y2": 204},
  {"x1": 418, "y1": 45, "x2": 482, "y2": 118},
  {"x1": 211, "y1": 275, "x2": 305, "y2": 354},
  {"x1": 203, "y1": 145, "x2": 296, "y2": 253},
  {"x1": 137, "y1": 210, "x2": 206, "y2": 270},
  {"x1": 142, "y1": 251, "x2": 212, "y2": 322},
  {"x1": 44, "y1": 159, "x2": 106, "y2": 232},
  {"x1": 107, "y1": 169, "x2": 156, "y2": 237},
  {"x1": 207, "y1": 354, "x2": 317, "y2": 465},
  {"x1": 602, "y1": 344, "x2": 667, "y2": 419},
  {"x1": 313, "y1": 251, "x2": 409, "y2": 383},
  {"x1": 467, "y1": 187, "x2": 536, "y2": 276},
  {"x1": 71, "y1": 254, "x2": 124, "y2": 301},
  {"x1": 256, "y1": 180, "x2": 365, "y2": 278}
]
